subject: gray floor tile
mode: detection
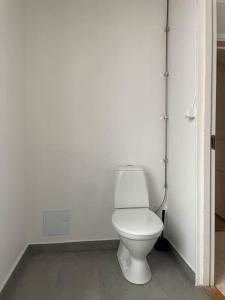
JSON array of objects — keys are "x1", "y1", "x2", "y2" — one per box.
[
  {"x1": 0, "y1": 249, "x2": 209, "y2": 300},
  {"x1": 54, "y1": 252, "x2": 100, "y2": 300}
]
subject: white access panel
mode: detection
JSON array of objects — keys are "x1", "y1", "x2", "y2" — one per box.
[{"x1": 43, "y1": 209, "x2": 71, "y2": 236}]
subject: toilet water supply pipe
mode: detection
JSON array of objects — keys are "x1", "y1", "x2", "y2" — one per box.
[{"x1": 155, "y1": 0, "x2": 169, "y2": 213}]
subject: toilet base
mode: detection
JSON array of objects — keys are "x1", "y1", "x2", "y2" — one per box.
[{"x1": 117, "y1": 241, "x2": 152, "y2": 285}]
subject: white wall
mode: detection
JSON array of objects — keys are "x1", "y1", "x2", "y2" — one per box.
[
  {"x1": 0, "y1": 0, "x2": 27, "y2": 290},
  {"x1": 167, "y1": 0, "x2": 197, "y2": 270},
  {"x1": 0, "y1": 0, "x2": 198, "y2": 289},
  {"x1": 25, "y1": 0, "x2": 167, "y2": 243},
  {"x1": 217, "y1": 1, "x2": 225, "y2": 39}
]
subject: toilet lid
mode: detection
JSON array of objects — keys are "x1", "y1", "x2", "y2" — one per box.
[{"x1": 112, "y1": 209, "x2": 163, "y2": 237}]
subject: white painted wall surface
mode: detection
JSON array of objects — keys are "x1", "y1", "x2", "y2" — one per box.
[
  {"x1": 0, "y1": 0, "x2": 27, "y2": 290},
  {"x1": 167, "y1": 0, "x2": 197, "y2": 270},
  {"x1": 217, "y1": 1, "x2": 225, "y2": 39},
  {"x1": 0, "y1": 0, "x2": 199, "y2": 287},
  {"x1": 25, "y1": 0, "x2": 166, "y2": 243}
]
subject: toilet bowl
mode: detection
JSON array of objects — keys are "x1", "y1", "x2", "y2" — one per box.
[{"x1": 112, "y1": 166, "x2": 163, "y2": 285}]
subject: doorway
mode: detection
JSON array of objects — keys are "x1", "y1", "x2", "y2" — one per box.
[{"x1": 214, "y1": 0, "x2": 225, "y2": 295}]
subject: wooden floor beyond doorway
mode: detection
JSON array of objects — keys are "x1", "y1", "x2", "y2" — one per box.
[{"x1": 205, "y1": 287, "x2": 225, "y2": 300}]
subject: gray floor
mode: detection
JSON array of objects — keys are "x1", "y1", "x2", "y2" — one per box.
[{"x1": 1, "y1": 249, "x2": 209, "y2": 300}]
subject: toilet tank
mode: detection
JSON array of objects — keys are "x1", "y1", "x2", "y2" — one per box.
[{"x1": 115, "y1": 165, "x2": 149, "y2": 209}]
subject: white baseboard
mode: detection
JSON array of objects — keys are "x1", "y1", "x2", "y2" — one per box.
[
  {"x1": 0, "y1": 244, "x2": 29, "y2": 293},
  {"x1": 29, "y1": 237, "x2": 119, "y2": 245},
  {"x1": 168, "y1": 239, "x2": 194, "y2": 272},
  {"x1": 218, "y1": 33, "x2": 225, "y2": 41}
]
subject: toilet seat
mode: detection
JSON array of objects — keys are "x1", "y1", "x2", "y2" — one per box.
[{"x1": 112, "y1": 208, "x2": 163, "y2": 240}]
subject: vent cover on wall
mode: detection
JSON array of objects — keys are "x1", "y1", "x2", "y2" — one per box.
[{"x1": 43, "y1": 209, "x2": 71, "y2": 236}]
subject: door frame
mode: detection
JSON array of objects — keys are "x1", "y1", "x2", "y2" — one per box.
[
  {"x1": 195, "y1": 0, "x2": 216, "y2": 286},
  {"x1": 196, "y1": 0, "x2": 217, "y2": 286}
]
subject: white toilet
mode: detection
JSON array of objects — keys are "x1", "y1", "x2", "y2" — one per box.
[{"x1": 112, "y1": 165, "x2": 164, "y2": 285}]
